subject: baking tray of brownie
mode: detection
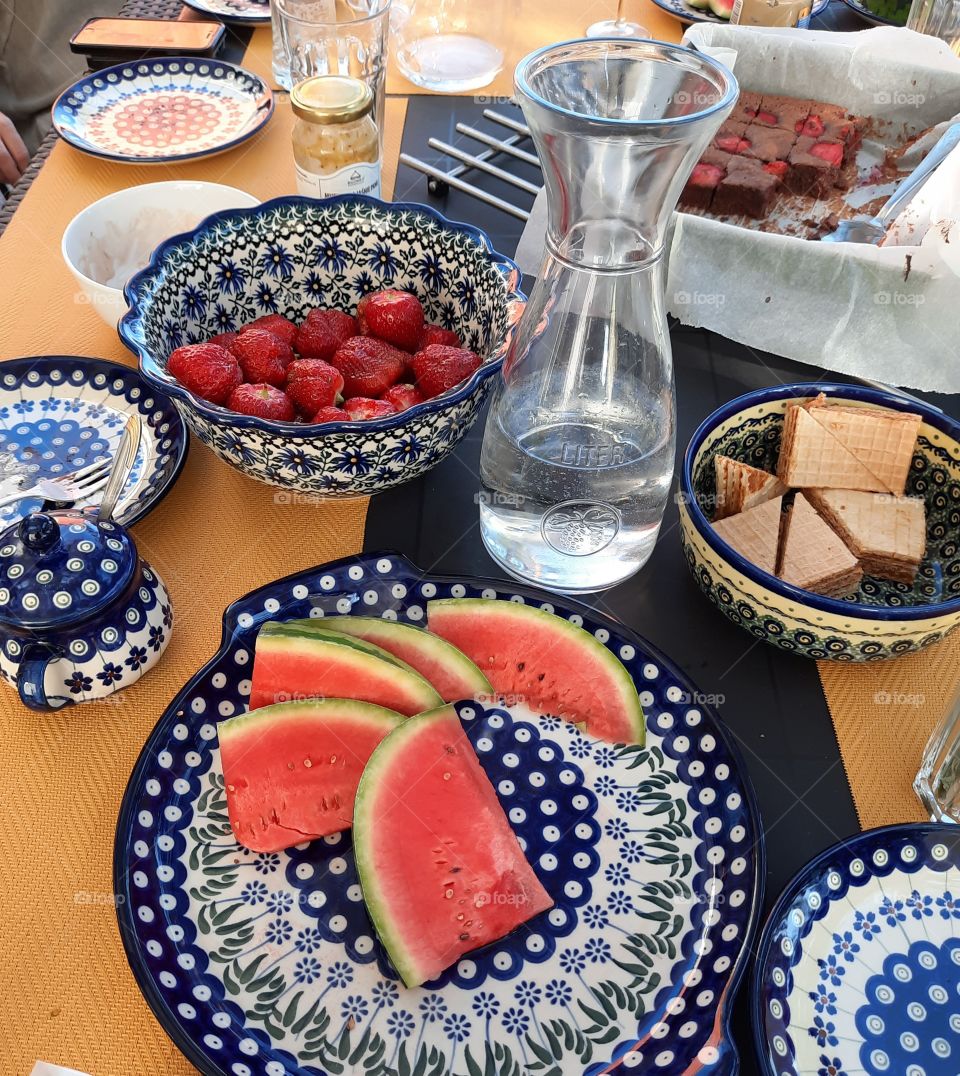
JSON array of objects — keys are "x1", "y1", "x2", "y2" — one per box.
[{"x1": 667, "y1": 24, "x2": 960, "y2": 392}]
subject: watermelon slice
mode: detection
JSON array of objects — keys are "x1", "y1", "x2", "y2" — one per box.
[
  {"x1": 353, "y1": 704, "x2": 553, "y2": 988},
  {"x1": 249, "y1": 621, "x2": 442, "y2": 715},
  {"x1": 427, "y1": 599, "x2": 645, "y2": 744},
  {"x1": 292, "y1": 616, "x2": 493, "y2": 703},
  {"x1": 218, "y1": 699, "x2": 403, "y2": 853}
]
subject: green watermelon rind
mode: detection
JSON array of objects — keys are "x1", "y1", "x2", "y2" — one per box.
[
  {"x1": 298, "y1": 615, "x2": 494, "y2": 697},
  {"x1": 427, "y1": 598, "x2": 646, "y2": 745},
  {"x1": 353, "y1": 704, "x2": 458, "y2": 988},
  {"x1": 256, "y1": 622, "x2": 443, "y2": 711},
  {"x1": 219, "y1": 697, "x2": 405, "y2": 741}
]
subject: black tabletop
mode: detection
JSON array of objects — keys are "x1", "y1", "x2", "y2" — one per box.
[{"x1": 365, "y1": 91, "x2": 956, "y2": 1074}]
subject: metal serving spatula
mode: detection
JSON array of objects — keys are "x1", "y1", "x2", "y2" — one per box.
[{"x1": 821, "y1": 122, "x2": 960, "y2": 245}]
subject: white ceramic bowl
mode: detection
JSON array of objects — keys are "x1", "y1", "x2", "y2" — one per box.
[{"x1": 62, "y1": 181, "x2": 260, "y2": 328}]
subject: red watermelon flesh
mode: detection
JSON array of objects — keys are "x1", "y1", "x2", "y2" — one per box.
[
  {"x1": 294, "y1": 615, "x2": 493, "y2": 703},
  {"x1": 218, "y1": 699, "x2": 403, "y2": 853},
  {"x1": 426, "y1": 598, "x2": 645, "y2": 744},
  {"x1": 353, "y1": 704, "x2": 553, "y2": 987},
  {"x1": 249, "y1": 621, "x2": 442, "y2": 714}
]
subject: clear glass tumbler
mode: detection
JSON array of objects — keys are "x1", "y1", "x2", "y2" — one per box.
[
  {"x1": 394, "y1": 0, "x2": 506, "y2": 92},
  {"x1": 915, "y1": 688, "x2": 960, "y2": 822},
  {"x1": 907, "y1": 0, "x2": 960, "y2": 55},
  {"x1": 478, "y1": 40, "x2": 737, "y2": 594},
  {"x1": 272, "y1": 0, "x2": 391, "y2": 138}
]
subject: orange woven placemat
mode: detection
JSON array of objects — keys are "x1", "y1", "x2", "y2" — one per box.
[
  {"x1": 818, "y1": 636, "x2": 960, "y2": 831},
  {"x1": 240, "y1": 0, "x2": 684, "y2": 96},
  {"x1": 0, "y1": 86, "x2": 407, "y2": 1074}
]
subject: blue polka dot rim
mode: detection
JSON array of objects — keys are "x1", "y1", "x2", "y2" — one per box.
[
  {"x1": 114, "y1": 551, "x2": 764, "y2": 1076},
  {"x1": 752, "y1": 822, "x2": 960, "y2": 1076}
]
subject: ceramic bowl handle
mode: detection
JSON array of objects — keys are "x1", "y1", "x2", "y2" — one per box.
[{"x1": 16, "y1": 642, "x2": 64, "y2": 711}]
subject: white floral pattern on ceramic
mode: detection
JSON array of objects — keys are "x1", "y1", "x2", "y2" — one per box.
[
  {"x1": 0, "y1": 356, "x2": 187, "y2": 528},
  {"x1": 114, "y1": 552, "x2": 763, "y2": 1075},
  {"x1": 52, "y1": 58, "x2": 273, "y2": 164},
  {"x1": 120, "y1": 196, "x2": 525, "y2": 498},
  {"x1": 754, "y1": 823, "x2": 960, "y2": 1076}
]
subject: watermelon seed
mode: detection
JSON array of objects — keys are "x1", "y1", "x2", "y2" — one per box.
[
  {"x1": 444, "y1": 744, "x2": 455, "y2": 754},
  {"x1": 459, "y1": 933, "x2": 470, "y2": 941},
  {"x1": 537, "y1": 673, "x2": 545, "y2": 681},
  {"x1": 227, "y1": 784, "x2": 235, "y2": 792},
  {"x1": 304, "y1": 759, "x2": 313, "y2": 768},
  {"x1": 450, "y1": 866, "x2": 461, "y2": 874},
  {"x1": 287, "y1": 763, "x2": 295, "y2": 770},
  {"x1": 443, "y1": 772, "x2": 451, "y2": 781},
  {"x1": 517, "y1": 662, "x2": 525, "y2": 671},
  {"x1": 445, "y1": 888, "x2": 454, "y2": 899},
  {"x1": 456, "y1": 913, "x2": 464, "y2": 921}
]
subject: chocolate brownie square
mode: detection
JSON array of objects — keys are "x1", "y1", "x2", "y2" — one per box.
[
  {"x1": 742, "y1": 125, "x2": 797, "y2": 162},
  {"x1": 680, "y1": 162, "x2": 726, "y2": 212},
  {"x1": 786, "y1": 136, "x2": 843, "y2": 197},
  {"x1": 713, "y1": 167, "x2": 781, "y2": 219},
  {"x1": 798, "y1": 103, "x2": 864, "y2": 150},
  {"x1": 755, "y1": 94, "x2": 810, "y2": 133},
  {"x1": 731, "y1": 90, "x2": 764, "y2": 125},
  {"x1": 714, "y1": 120, "x2": 752, "y2": 156},
  {"x1": 701, "y1": 145, "x2": 734, "y2": 170}
]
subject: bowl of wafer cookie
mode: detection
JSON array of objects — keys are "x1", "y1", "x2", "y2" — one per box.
[{"x1": 679, "y1": 383, "x2": 960, "y2": 661}]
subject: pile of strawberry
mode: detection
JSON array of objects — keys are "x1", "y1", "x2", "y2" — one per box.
[{"x1": 166, "y1": 289, "x2": 483, "y2": 423}]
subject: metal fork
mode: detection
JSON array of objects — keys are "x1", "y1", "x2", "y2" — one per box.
[{"x1": 0, "y1": 457, "x2": 113, "y2": 511}]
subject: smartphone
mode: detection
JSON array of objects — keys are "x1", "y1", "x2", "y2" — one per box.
[{"x1": 70, "y1": 18, "x2": 226, "y2": 66}]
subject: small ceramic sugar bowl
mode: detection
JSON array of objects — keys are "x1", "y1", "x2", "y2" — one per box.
[{"x1": 0, "y1": 509, "x2": 172, "y2": 710}]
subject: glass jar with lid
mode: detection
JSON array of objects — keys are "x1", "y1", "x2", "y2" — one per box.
[{"x1": 291, "y1": 74, "x2": 381, "y2": 199}]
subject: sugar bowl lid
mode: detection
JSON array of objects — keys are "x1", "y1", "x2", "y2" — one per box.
[{"x1": 0, "y1": 509, "x2": 137, "y2": 630}]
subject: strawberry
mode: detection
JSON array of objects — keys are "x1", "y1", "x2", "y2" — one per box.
[
  {"x1": 168, "y1": 342, "x2": 242, "y2": 405},
  {"x1": 286, "y1": 359, "x2": 345, "y2": 416},
  {"x1": 418, "y1": 323, "x2": 461, "y2": 350},
  {"x1": 331, "y1": 336, "x2": 406, "y2": 398},
  {"x1": 411, "y1": 345, "x2": 483, "y2": 400},
  {"x1": 763, "y1": 161, "x2": 789, "y2": 178},
  {"x1": 311, "y1": 405, "x2": 352, "y2": 423},
  {"x1": 209, "y1": 331, "x2": 238, "y2": 350},
  {"x1": 716, "y1": 134, "x2": 751, "y2": 154},
  {"x1": 233, "y1": 328, "x2": 294, "y2": 387},
  {"x1": 240, "y1": 314, "x2": 297, "y2": 347},
  {"x1": 810, "y1": 141, "x2": 843, "y2": 167},
  {"x1": 294, "y1": 308, "x2": 358, "y2": 361},
  {"x1": 228, "y1": 384, "x2": 297, "y2": 421},
  {"x1": 381, "y1": 383, "x2": 423, "y2": 413},
  {"x1": 797, "y1": 114, "x2": 825, "y2": 138},
  {"x1": 357, "y1": 289, "x2": 424, "y2": 351},
  {"x1": 343, "y1": 397, "x2": 397, "y2": 421}
]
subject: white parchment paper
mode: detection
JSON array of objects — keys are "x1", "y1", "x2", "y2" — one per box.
[{"x1": 513, "y1": 27, "x2": 960, "y2": 392}]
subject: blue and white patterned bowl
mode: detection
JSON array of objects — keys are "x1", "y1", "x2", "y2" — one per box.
[
  {"x1": 679, "y1": 383, "x2": 960, "y2": 661},
  {"x1": 119, "y1": 196, "x2": 525, "y2": 498},
  {"x1": 115, "y1": 551, "x2": 764, "y2": 1075},
  {"x1": 753, "y1": 822, "x2": 960, "y2": 1076}
]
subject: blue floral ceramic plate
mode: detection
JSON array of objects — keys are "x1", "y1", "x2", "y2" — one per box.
[
  {"x1": 52, "y1": 57, "x2": 274, "y2": 165},
  {"x1": 183, "y1": 0, "x2": 270, "y2": 23},
  {"x1": 115, "y1": 552, "x2": 764, "y2": 1076},
  {"x1": 648, "y1": 0, "x2": 826, "y2": 24},
  {"x1": 753, "y1": 822, "x2": 960, "y2": 1076},
  {"x1": 0, "y1": 356, "x2": 187, "y2": 529}
]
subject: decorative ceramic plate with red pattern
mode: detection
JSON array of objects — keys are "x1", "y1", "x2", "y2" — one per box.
[{"x1": 52, "y1": 57, "x2": 274, "y2": 165}]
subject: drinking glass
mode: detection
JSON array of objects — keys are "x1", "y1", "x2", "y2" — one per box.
[
  {"x1": 907, "y1": 0, "x2": 960, "y2": 55},
  {"x1": 393, "y1": 0, "x2": 507, "y2": 92},
  {"x1": 272, "y1": 0, "x2": 391, "y2": 137},
  {"x1": 586, "y1": 0, "x2": 649, "y2": 37},
  {"x1": 915, "y1": 687, "x2": 960, "y2": 821}
]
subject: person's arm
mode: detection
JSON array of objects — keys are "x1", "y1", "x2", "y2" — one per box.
[{"x1": 0, "y1": 112, "x2": 29, "y2": 185}]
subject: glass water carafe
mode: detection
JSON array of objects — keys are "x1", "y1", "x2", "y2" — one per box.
[{"x1": 479, "y1": 40, "x2": 736, "y2": 593}]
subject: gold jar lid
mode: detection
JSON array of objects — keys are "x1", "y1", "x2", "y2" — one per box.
[{"x1": 291, "y1": 75, "x2": 374, "y2": 125}]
